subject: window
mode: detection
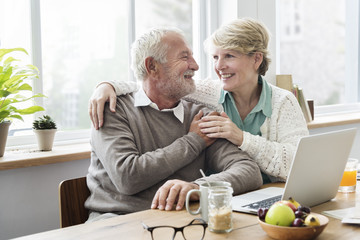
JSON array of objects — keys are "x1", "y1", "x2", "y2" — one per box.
[
  {"x1": 0, "y1": 1, "x2": 31, "y2": 51},
  {"x1": 1, "y1": 0, "x2": 238, "y2": 147},
  {"x1": 40, "y1": 0, "x2": 129, "y2": 131},
  {"x1": 1, "y1": 0, "x2": 194, "y2": 147},
  {"x1": 135, "y1": 0, "x2": 193, "y2": 44},
  {"x1": 0, "y1": 0, "x2": 33, "y2": 136},
  {"x1": 2, "y1": 0, "x2": 359, "y2": 148},
  {"x1": 1, "y1": 0, "x2": 129, "y2": 142},
  {"x1": 279, "y1": 0, "x2": 303, "y2": 41},
  {"x1": 278, "y1": 0, "x2": 359, "y2": 108}
]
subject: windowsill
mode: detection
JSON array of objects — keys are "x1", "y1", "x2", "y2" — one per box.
[
  {"x1": 0, "y1": 112, "x2": 359, "y2": 171},
  {"x1": 307, "y1": 111, "x2": 360, "y2": 129},
  {"x1": 0, "y1": 142, "x2": 90, "y2": 171}
]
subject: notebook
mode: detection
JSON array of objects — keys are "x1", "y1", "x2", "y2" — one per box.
[{"x1": 232, "y1": 128, "x2": 357, "y2": 214}]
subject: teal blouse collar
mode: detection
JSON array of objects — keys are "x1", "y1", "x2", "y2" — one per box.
[{"x1": 219, "y1": 75, "x2": 272, "y2": 118}]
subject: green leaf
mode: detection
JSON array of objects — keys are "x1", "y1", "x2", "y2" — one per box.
[
  {"x1": 0, "y1": 48, "x2": 28, "y2": 61},
  {"x1": 0, "y1": 90, "x2": 11, "y2": 98},
  {"x1": 34, "y1": 93, "x2": 46, "y2": 98},
  {"x1": 4, "y1": 75, "x2": 23, "y2": 88},
  {"x1": 8, "y1": 114, "x2": 23, "y2": 121},
  {"x1": 0, "y1": 66, "x2": 13, "y2": 86},
  {"x1": 27, "y1": 64, "x2": 39, "y2": 72},
  {"x1": 4, "y1": 93, "x2": 45, "y2": 104},
  {"x1": 4, "y1": 56, "x2": 20, "y2": 66},
  {"x1": 0, "y1": 110, "x2": 10, "y2": 119},
  {"x1": 0, "y1": 100, "x2": 12, "y2": 111},
  {"x1": 15, "y1": 106, "x2": 45, "y2": 115},
  {"x1": 17, "y1": 83, "x2": 33, "y2": 91}
]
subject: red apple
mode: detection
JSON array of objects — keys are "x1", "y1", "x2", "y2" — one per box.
[{"x1": 278, "y1": 200, "x2": 297, "y2": 212}]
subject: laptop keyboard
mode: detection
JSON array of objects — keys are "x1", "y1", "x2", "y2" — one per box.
[{"x1": 242, "y1": 195, "x2": 282, "y2": 210}]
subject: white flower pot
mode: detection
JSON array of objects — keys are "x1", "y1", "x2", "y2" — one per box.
[{"x1": 33, "y1": 129, "x2": 57, "y2": 151}]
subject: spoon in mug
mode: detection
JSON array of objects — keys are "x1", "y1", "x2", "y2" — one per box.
[{"x1": 200, "y1": 169, "x2": 212, "y2": 187}]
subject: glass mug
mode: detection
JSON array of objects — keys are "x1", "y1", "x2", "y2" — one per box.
[
  {"x1": 338, "y1": 158, "x2": 358, "y2": 193},
  {"x1": 207, "y1": 186, "x2": 233, "y2": 233},
  {"x1": 185, "y1": 181, "x2": 231, "y2": 222}
]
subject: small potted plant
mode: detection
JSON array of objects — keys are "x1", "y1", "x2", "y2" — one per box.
[{"x1": 33, "y1": 115, "x2": 57, "y2": 151}]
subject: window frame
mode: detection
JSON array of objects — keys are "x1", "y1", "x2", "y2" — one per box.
[{"x1": 345, "y1": 0, "x2": 360, "y2": 103}]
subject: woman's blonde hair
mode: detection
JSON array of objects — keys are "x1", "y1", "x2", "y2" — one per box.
[{"x1": 205, "y1": 18, "x2": 271, "y2": 76}]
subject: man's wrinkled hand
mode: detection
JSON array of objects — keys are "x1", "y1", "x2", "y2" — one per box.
[
  {"x1": 189, "y1": 110, "x2": 220, "y2": 146},
  {"x1": 151, "y1": 180, "x2": 199, "y2": 211}
]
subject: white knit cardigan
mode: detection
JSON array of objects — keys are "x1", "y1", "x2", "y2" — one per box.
[{"x1": 108, "y1": 79, "x2": 309, "y2": 182}]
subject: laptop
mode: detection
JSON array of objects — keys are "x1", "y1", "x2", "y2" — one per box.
[{"x1": 232, "y1": 128, "x2": 357, "y2": 214}]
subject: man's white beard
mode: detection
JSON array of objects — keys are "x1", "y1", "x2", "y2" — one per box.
[{"x1": 158, "y1": 69, "x2": 196, "y2": 100}]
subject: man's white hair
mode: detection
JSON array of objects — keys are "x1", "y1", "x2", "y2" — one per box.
[{"x1": 130, "y1": 27, "x2": 185, "y2": 81}]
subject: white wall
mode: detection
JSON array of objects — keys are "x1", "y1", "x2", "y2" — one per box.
[{"x1": 0, "y1": 158, "x2": 89, "y2": 240}]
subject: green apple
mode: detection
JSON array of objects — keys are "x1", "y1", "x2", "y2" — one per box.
[{"x1": 265, "y1": 203, "x2": 296, "y2": 226}]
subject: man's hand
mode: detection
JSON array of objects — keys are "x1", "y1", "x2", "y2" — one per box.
[
  {"x1": 199, "y1": 111, "x2": 244, "y2": 146},
  {"x1": 88, "y1": 83, "x2": 117, "y2": 130},
  {"x1": 151, "y1": 180, "x2": 199, "y2": 211},
  {"x1": 189, "y1": 110, "x2": 220, "y2": 146}
]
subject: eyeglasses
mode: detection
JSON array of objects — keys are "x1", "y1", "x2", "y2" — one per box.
[{"x1": 142, "y1": 218, "x2": 208, "y2": 240}]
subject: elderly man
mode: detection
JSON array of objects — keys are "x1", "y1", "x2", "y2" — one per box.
[{"x1": 85, "y1": 27, "x2": 262, "y2": 222}]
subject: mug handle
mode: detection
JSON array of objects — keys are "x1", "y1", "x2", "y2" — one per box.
[{"x1": 185, "y1": 189, "x2": 201, "y2": 215}]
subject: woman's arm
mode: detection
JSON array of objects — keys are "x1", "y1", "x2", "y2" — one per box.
[
  {"x1": 109, "y1": 78, "x2": 223, "y2": 110},
  {"x1": 183, "y1": 79, "x2": 223, "y2": 111},
  {"x1": 199, "y1": 86, "x2": 309, "y2": 181},
  {"x1": 89, "y1": 79, "x2": 223, "y2": 128},
  {"x1": 240, "y1": 87, "x2": 309, "y2": 181},
  {"x1": 107, "y1": 80, "x2": 140, "y2": 95}
]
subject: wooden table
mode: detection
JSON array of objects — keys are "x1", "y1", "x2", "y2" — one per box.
[{"x1": 14, "y1": 183, "x2": 360, "y2": 240}]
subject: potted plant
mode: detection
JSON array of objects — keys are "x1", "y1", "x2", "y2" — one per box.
[
  {"x1": 33, "y1": 115, "x2": 57, "y2": 151},
  {"x1": 0, "y1": 48, "x2": 45, "y2": 156}
]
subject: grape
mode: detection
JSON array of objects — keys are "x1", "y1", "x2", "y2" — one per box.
[
  {"x1": 298, "y1": 206, "x2": 311, "y2": 214},
  {"x1": 294, "y1": 210, "x2": 307, "y2": 219},
  {"x1": 291, "y1": 218, "x2": 304, "y2": 227},
  {"x1": 257, "y1": 207, "x2": 269, "y2": 220}
]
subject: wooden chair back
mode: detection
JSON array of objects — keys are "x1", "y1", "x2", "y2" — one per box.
[{"x1": 59, "y1": 176, "x2": 90, "y2": 228}]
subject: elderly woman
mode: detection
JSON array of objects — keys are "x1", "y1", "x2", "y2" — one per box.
[{"x1": 89, "y1": 18, "x2": 309, "y2": 183}]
